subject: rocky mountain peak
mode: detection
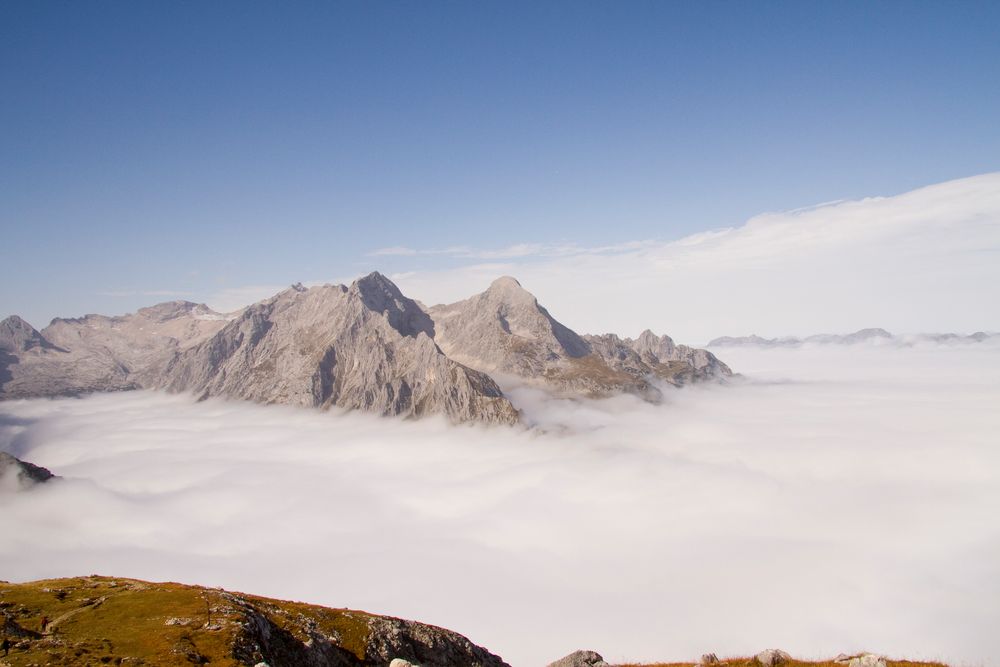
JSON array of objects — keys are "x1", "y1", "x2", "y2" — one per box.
[
  {"x1": 632, "y1": 329, "x2": 677, "y2": 358},
  {"x1": 486, "y1": 275, "x2": 526, "y2": 294},
  {"x1": 350, "y1": 271, "x2": 434, "y2": 338}
]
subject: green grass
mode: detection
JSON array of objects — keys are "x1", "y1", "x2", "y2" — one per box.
[{"x1": 0, "y1": 575, "x2": 376, "y2": 666}]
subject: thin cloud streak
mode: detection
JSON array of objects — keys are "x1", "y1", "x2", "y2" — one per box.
[{"x1": 2, "y1": 344, "x2": 998, "y2": 666}]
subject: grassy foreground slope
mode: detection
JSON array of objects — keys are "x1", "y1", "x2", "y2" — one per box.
[
  {"x1": 0, "y1": 576, "x2": 507, "y2": 666},
  {"x1": 0, "y1": 576, "x2": 952, "y2": 667}
]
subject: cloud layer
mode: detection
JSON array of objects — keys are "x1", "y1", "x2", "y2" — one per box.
[
  {"x1": 381, "y1": 173, "x2": 1000, "y2": 342},
  {"x1": 2, "y1": 343, "x2": 999, "y2": 666}
]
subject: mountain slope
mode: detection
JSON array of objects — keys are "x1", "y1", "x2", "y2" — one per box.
[
  {"x1": 0, "y1": 575, "x2": 509, "y2": 667},
  {"x1": 427, "y1": 277, "x2": 730, "y2": 398},
  {"x1": 159, "y1": 273, "x2": 519, "y2": 424}
]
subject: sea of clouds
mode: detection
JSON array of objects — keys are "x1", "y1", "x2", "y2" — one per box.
[{"x1": 2, "y1": 343, "x2": 998, "y2": 667}]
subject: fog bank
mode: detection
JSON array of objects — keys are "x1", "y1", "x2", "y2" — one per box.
[{"x1": 2, "y1": 345, "x2": 999, "y2": 666}]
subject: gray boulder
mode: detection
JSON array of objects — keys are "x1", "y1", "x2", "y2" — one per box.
[
  {"x1": 547, "y1": 650, "x2": 610, "y2": 667},
  {"x1": 849, "y1": 655, "x2": 887, "y2": 667},
  {"x1": 755, "y1": 649, "x2": 792, "y2": 667}
]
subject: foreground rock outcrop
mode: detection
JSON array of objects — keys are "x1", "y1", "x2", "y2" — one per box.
[
  {"x1": 1, "y1": 273, "x2": 730, "y2": 424},
  {"x1": 0, "y1": 576, "x2": 508, "y2": 667}
]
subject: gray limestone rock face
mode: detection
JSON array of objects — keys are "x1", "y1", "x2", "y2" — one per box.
[
  {"x1": 0, "y1": 452, "x2": 58, "y2": 491},
  {"x1": 546, "y1": 650, "x2": 610, "y2": 667},
  {"x1": 158, "y1": 273, "x2": 519, "y2": 425},
  {"x1": 586, "y1": 329, "x2": 732, "y2": 387}
]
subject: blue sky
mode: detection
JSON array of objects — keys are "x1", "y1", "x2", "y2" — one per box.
[{"x1": 2, "y1": 1, "x2": 999, "y2": 327}]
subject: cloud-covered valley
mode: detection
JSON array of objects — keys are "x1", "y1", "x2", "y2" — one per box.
[{"x1": 2, "y1": 343, "x2": 999, "y2": 666}]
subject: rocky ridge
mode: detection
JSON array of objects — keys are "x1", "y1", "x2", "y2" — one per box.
[{"x1": 1, "y1": 273, "x2": 730, "y2": 424}]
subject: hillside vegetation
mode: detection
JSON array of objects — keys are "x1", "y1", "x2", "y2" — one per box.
[{"x1": 0, "y1": 576, "x2": 506, "y2": 666}]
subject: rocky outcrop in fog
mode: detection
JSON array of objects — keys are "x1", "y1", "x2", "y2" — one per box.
[{"x1": 0, "y1": 451, "x2": 58, "y2": 490}]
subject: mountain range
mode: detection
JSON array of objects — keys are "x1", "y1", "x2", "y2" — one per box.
[
  {"x1": 707, "y1": 328, "x2": 999, "y2": 348},
  {"x1": 0, "y1": 273, "x2": 731, "y2": 424}
]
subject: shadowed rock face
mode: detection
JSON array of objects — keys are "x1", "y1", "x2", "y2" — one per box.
[{"x1": 1, "y1": 272, "x2": 731, "y2": 423}]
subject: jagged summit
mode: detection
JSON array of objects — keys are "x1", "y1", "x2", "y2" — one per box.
[{"x1": 350, "y1": 271, "x2": 435, "y2": 338}]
